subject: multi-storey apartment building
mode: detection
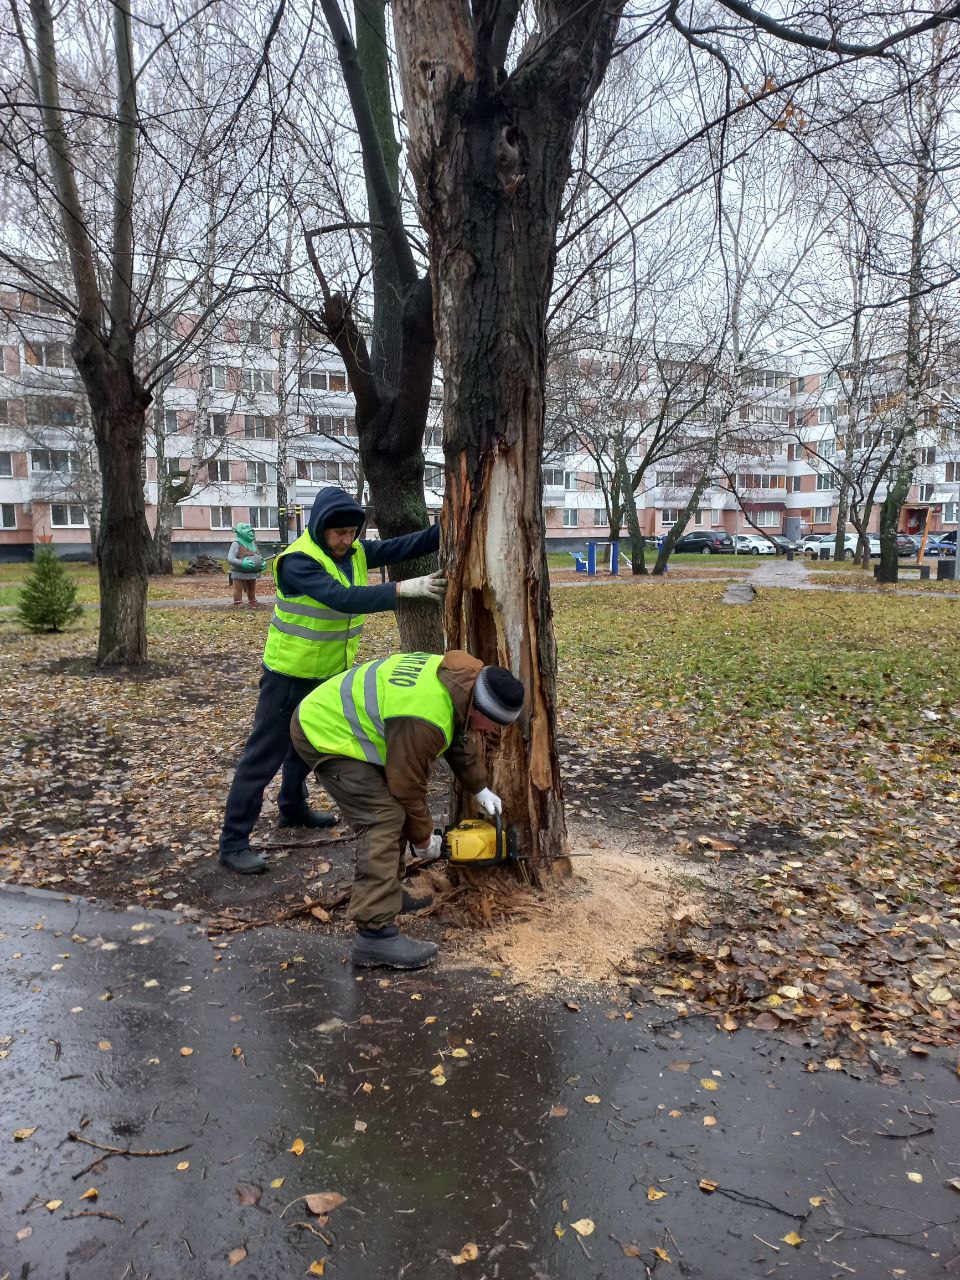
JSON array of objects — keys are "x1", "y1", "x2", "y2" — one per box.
[{"x1": 2, "y1": 294, "x2": 958, "y2": 560}]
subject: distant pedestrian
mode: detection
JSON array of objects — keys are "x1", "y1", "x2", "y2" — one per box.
[{"x1": 227, "y1": 522, "x2": 264, "y2": 609}]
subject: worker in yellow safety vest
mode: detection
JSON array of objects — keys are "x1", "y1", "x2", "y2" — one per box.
[
  {"x1": 219, "y1": 487, "x2": 444, "y2": 874},
  {"x1": 291, "y1": 650, "x2": 525, "y2": 970}
]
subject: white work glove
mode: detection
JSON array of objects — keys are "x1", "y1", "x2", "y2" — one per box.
[
  {"x1": 474, "y1": 788, "x2": 502, "y2": 816},
  {"x1": 411, "y1": 832, "x2": 443, "y2": 860},
  {"x1": 396, "y1": 571, "x2": 446, "y2": 601}
]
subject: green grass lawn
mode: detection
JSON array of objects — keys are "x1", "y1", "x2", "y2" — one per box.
[{"x1": 0, "y1": 560, "x2": 223, "y2": 607}]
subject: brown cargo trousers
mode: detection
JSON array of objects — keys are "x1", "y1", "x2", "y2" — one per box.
[{"x1": 291, "y1": 710, "x2": 409, "y2": 929}]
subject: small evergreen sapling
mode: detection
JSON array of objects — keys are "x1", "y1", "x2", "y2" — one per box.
[{"x1": 17, "y1": 544, "x2": 84, "y2": 632}]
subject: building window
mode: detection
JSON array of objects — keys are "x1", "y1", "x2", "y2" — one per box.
[
  {"x1": 661, "y1": 509, "x2": 679, "y2": 526},
  {"x1": 299, "y1": 371, "x2": 327, "y2": 391},
  {"x1": 813, "y1": 506, "x2": 831, "y2": 525},
  {"x1": 817, "y1": 407, "x2": 834, "y2": 425},
  {"x1": 736, "y1": 473, "x2": 786, "y2": 490},
  {"x1": 692, "y1": 509, "x2": 703, "y2": 525},
  {"x1": 944, "y1": 502, "x2": 958, "y2": 524},
  {"x1": 244, "y1": 415, "x2": 274, "y2": 439},
  {"x1": 297, "y1": 459, "x2": 340, "y2": 483},
  {"x1": 594, "y1": 508, "x2": 608, "y2": 526},
  {"x1": 51, "y1": 503, "x2": 87, "y2": 527},
  {"x1": 754, "y1": 508, "x2": 779, "y2": 528},
  {"x1": 210, "y1": 506, "x2": 233, "y2": 529},
  {"x1": 171, "y1": 506, "x2": 184, "y2": 529},
  {"x1": 209, "y1": 366, "x2": 227, "y2": 390},
  {"x1": 207, "y1": 413, "x2": 227, "y2": 437},
  {"x1": 164, "y1": 409, "x2": 178, "y2": 433},
  {"x1": 241, "y1": 320, "x2": 269, "y2": 347},
  {"x1": 424, "y1": 465, "x2": 444, "y2": 488},
  {"x1": 207, "y1": 459, "x2": 230, "y2": 483},
  {"x1": 25, "y1": 397, "x2": 75, "y2": 426},
  {"x1": 796, "y1": 376, "x2": 807, "y2": 393},
  {"x1": 562, "y1": 508, "x2": 579, "y2": 529},
  {"x1": 0, "y1": 504, "x2": 15, "y2": 529},
  {"x1": 543, "y1": 468, "x2": 564, "y2": 487},
  {"x1": 163, "y1": 458, "x2": 184, "y2": 477},
  {"x1": 31, "y1": 448, "x2": 74, "y2": 474},
  {"x1": 328, "y1": 370, "x2": 347, "y2": 392},
  {"x1": 0, "y1": 451, "x2": 11, "y2": 477},
  {"x1": 241, "y1": 369, "x2": 272, "y2": 394},
  {"x1": 917, "y1": 446, "x2": 936, "y2": 466},
  {"x1": 0, "y1": 399, "x2": 8, "y2": 424},
  {"x1": 789, "y1": 476, "x2": 802, "y2": 492},
  {"x1": 787, "y1": 443, "x2": 800, "y2": 461},
  {"x1": 947, "y1": 462, "x2": 958, "y2": 483},
  {"x1": 247, "y1": 461, "x2": 273, "y2": 485},
  {"x1": 250, "y1": 506, "x2": 279, "y2": 529},
  {"x1": 918, "y1": 483, "x2": 935, "y2": 502},
  {"x1": 25, "y1": 341, "x2": 71, "y2": 368},
  {"x1": 564, "y1": 471, "x2": 577, "y2": 491},
  {"x1": 423, "y1": 427, "x2": 443, "y2": 448},
  {"x1": 816, "y1": 472, "x2": 833, "y2": 490}
]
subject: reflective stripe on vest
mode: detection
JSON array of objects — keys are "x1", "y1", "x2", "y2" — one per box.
[
  {"x1": 261, "y1": 530, "x2": 369, "y2": 680},
  {"x1": 297, "y1": 652, "x2": 453, "y2": 766}
]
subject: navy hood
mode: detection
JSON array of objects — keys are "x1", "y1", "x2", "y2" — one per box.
[{"x1": 307, "y1": 486, "x2": 367, "y2": 545}]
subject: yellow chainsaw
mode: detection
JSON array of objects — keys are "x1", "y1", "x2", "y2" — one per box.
[{"x1": 441, "y1": 811, "x2": 516, "y2": 866}]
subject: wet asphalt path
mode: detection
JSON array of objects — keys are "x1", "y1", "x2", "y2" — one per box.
[{"x1": 1, "y1": 884, "x2": 958, "y2": 1279}]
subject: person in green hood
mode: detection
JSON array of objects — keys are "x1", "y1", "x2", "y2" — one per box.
[{"x1": 227, "y1": 522, "x2": 264, "y2": 609}]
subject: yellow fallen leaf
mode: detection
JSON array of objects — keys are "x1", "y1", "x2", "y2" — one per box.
[
  {"x1": 176, "y1": 1161, "x2": 190, "y2": 1171},
  {"x1": 305, "y1": 1192, "x2": 346, "y2": 1215},
  {"x1": 46, "y1": 1200, "x2": 63, "y2": 1211},
  {"x1": 271, "y1": 1177, "x2": 285, "y2": 1188},
  {"x1": 459, "y1": 1243, "x2": 479, "y2": 1260},
  {"x1": 451, "y1": 1048, "x2": 469, "y2": 1059},
  {"x1": 289, "y1": 1138, "x2": 305, "y2": 1156},
  {"x1": 825, "y1": 1058, "x2": 842, "y2": 1071},
  {"x1": 647, "y1": 1187, "x2": 667, "y2": 1201},
  {"x1": 79, "y1": 1187, "x2": 99, "y2": 1201},
  {"x1": 584, "y1": 1094, "x2": 601, "y2": 1104},
  {"x1": 432, "y1": 1075, "x2": 447, "y2": 1087},
  {"x1": 470, "y1": 1109, "x2": 481, "y2": 1119},
  {"x1": 430, "y1": 1064, "x2": 446, "y2": 1077},
  {"x1": 781, "y1": 1231, "x2": 804, "y2": 1247},
  {"x1": 698, "y1": 1179, "x2": 718, "y2": 1193},
  {"x1": 699, "y1": 1079, "x2": 719, "y2": 1091},
  {"x1": 570, "y1": 1218, "x2": 595, "y2": 1236},
  {"x1": 703, "y1": 1116, "x2": 717, "y2": 1127},
  {"x1": 180, "y1": 1047, "x2": 194, "y2": 1058},
  {"x1": 143, "y1": 979, "x2": 159, "y2": 989},
  {"x1": 13, "y1": 1127, "x2": 37, "y2": 1141},
  {"x1": 361, "y1": 1082, "x2": 375, "y2": 1094},
  {"x1": 553, "y1": 1223, "x2": 565, "y2": 1238},
  {"x1": 928, "y1": 987, "x2": 952, "y2": 1005},
  {"x1": 549, "y1": 1105, "x2": 568, "y2": 1117},
  {"x1": 98, "y1": 1040, "x2": 112, "y2": 1052},
  {"x1": 668, "y1": 1109, "x2": 682, "y2": 1119},
  {"x1": 722, "y1": 1016, "x2": 737, "y2": 1032},
  {"x1": 308, "y1": 1263, "x2": 326, "y2": 1276},
  {"x1": 653, "y1": 1247, "x2": 671, "y2": 1262},
  {"x1": 907, "y1": 1171, "x2": 923, "y2": 1183},
  {"x1": 227, "y1": 1246, "x2": 247, "y2": 1266},
  {"x1": 424, "y1": 1016, "x2": 437, "y2": 1025},
  {"x1": 410, "y1": 993, "x2": 422, "y2": 1001},
  {"x1": 809, "y1": 1195, "x2": 824, "y2": 1207}
]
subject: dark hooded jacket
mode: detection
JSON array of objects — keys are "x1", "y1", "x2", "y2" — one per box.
[{"x1": 277, "y1": 486, "x2": 439, "y2": 615}]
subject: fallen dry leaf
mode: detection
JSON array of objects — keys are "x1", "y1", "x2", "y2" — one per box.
[
  {"x1": 470, "y1": 1109, "x2": 481, "y2": 1119},
  {"x1": 703, "y1": 1116, "x2": 717, "y2": 1127},
  {"x1": 180, "y1": 1046, "x2": 193, "y2": 1057},
  {"x1": 549, "y1": 1105, "x2": 568, "y2": 1118},
  {"x1": 308, "y1": 1263, "x2": 326, "y2": 1276},
  {"x1": 13, "y1": 1127, "x2": 37, "y2": 1141},
  {"x1": 176, "y1": 1161, "x2": 190, "y2": 1171},
  {"x1": 288, "y1": 1138, "x2": 306, "y2": 1156},
  {"x1": 46, "y1": 1200, "x2": 63, "y2": 1211},
  {"x1": 809, "y1": 1195, "x2": 824, "y2": 1207},
  {"x1": 305, "y1": 1192, "x2": 346, "y2": 1215},
  {"x1": 16, "y1": 1225, "x2": 32, "y2": 1240},
  {"x1": 97, "y1": 1040, "x2": 112, "y2": 1052},
  {"x1": 653, "y1": 1247, "x2": 672, "y2": 1262},
  {"x1": 699, "y1": 1078, "x2": 719, "y2": 1091},
  {"x1": 235, "y1": 1183, "x2": 261, "y2": 1207},
  {"x1": 647, "y1": 1187, "x2": 667, "y2": 1201},
  {"x1": 781, "y1": 1231, "x2": 804, "y2": 1247},
  {"x1": 698, "y1": 1179, "x2": 719, "y2": 1193},
  {"x1": 621, "y1": 1242, "x2": 642, "y2": 1257},
  {"x1": 227, "y1": 1246, "x2": 247, "y2": 1266},
  {"x1": 584, "y1": 1094, "x2": 601, "y2": 1104},
  {"x1": 907, "y1": 1171, "x2": 923, "y2": 1183},
  {"x1": 271, "y1": 1177, "x2": 285, "y2": 1189},
  {"x1": 570, "y1": 1219, "x2": 595, "y2": 1236},
  {"x1": 79, "y1": 1187, "x2": 99, "y2": 1201}
]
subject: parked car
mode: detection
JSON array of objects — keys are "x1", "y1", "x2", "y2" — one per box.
[
  {"x1": 805, "y1": 532, "x2": 880, "y2": 560},
  {"x1": 672, "y1": 530, "x2": 735, "y2": 555},
  {"x1": 940, "y1": 530, "x2": 957, "y2": 548},
  {"x1": 770, "y1": 534, "x2": 802, "y2": 555},
  {"x1": 733, "y1": 533, "x2": 776, "y2": 555},
  {"x1": 801, "y1": 533, "x2": 825, "y2": 553},
  {"x1": 924, "y1": 536, "x2": 955, "y2": 556},
  {"x1": 896, "y1": 534, "x2": 922, "y2": 557}
]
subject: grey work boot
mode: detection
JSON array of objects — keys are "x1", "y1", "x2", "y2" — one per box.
[
  {"x1": 351, "y1": 926, "x2": 438, "y2": 970},
  {"x1": 278, "y1": 807, "x2": 338, "y2": 830},
  {"x1": 219, "y1": 847, "x2": 267, "y2": 875},
  {"x1": 400, "y1": 886, "x2": 434, "y2": 914}
]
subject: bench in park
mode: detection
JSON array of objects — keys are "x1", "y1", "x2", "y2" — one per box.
[{"x1": 873, "y1": 563, "x2": 931, "y2": 581}]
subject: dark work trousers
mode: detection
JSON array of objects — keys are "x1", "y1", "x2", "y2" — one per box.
[{"x1": 219, "y1": 668, "x2": 327, "y2": 854}]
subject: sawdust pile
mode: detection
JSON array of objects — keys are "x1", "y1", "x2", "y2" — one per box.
[{"x1": 452, "y1": 823, "x2": 711, "y2": 992}]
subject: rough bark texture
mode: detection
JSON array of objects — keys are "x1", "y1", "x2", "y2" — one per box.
[{"x1": 393, "y1": 0, "x2": 623, "y2": 871}]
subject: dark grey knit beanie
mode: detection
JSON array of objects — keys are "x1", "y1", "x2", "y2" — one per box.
[{"x1": 473, "y1": 666, "x2": 524, "y2": 724}]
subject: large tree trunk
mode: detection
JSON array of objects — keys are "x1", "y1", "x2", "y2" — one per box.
[
  {"x1": 392, "y1": 2, "x2": 622, "y2": 870},
  {"x1": 74, "y1": 339, "x2": 152, "y2": 664}
]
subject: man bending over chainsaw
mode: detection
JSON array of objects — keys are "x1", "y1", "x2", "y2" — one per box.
[{"x1": 291, "y1": 650, "x2": 525, "y2": 971}]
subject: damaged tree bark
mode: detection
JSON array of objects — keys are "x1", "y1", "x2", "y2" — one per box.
[{"x1": 392, "y1": 1, "x2": 624, "y2": 873}]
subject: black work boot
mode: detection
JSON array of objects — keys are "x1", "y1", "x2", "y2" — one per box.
[
  {"x1": 400, "y1": 887, "x2": 434, "y2": 914},
  {"x1": 219, "y1": 847, "x2": 268, "y2": 875},
  {"x1": 351, "y1": 926, "x2": 438, "y2": 970},
  {"x1": 277, "y1": 807, "x2": 339, "y2": 830}
]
